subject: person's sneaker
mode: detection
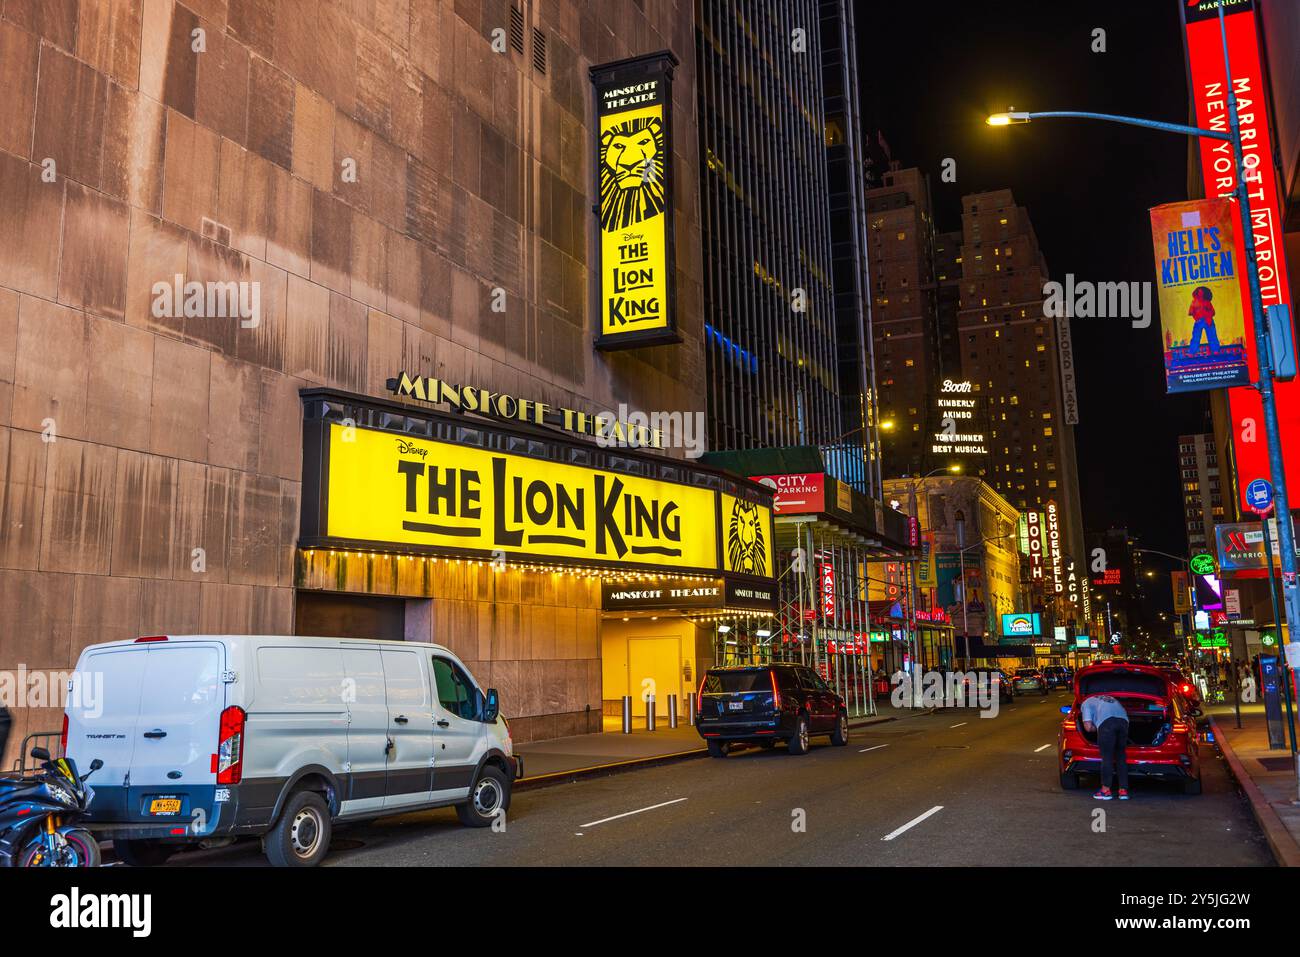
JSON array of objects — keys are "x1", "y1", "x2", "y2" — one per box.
[
  {"x1": 1117, "y1": 789, "x2": 1129, "y2": 800},
  {"x1": 1092, "y1": 787, "x2": 1113, "y2": 801}
]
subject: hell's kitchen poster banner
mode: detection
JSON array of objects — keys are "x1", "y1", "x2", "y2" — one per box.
[
  {"x1": 591, "y1": 52, "x2": 680, "y2": 349},
  {"x1": 1150, "y1": 197, "x2": 1250, "y2": 393}
]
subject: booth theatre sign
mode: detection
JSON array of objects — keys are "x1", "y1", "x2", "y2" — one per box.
[{"x1": 388, "y1": 372, "x2": 663, "y2": 450}]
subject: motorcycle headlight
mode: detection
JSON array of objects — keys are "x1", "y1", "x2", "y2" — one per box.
[{"x1": 47, "y1": 782, "x2": 78, "y2": 808}]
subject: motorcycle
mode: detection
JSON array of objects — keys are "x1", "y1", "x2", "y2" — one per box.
[{"x1": 0, "y1": 747, "x2": 103, "y2": 867}]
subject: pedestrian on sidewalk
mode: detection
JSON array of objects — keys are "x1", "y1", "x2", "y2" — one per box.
[{"x1": 1082, "y1": 693, "x2": 1130, "y2": 801}]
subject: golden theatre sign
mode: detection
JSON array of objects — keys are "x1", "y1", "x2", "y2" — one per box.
[
  {"x1": 300, "y1": 395, "x2": 775, "y2": 580},
  {"x1": 591, "y1": 51, "x2": 680, "y2": 350}
]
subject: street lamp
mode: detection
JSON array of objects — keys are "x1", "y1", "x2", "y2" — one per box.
[{"x1": 985, "y1": 4, "x2": 1300, "y2": 658}]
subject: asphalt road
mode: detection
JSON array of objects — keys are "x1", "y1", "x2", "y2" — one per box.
[{"x1": 160, "y1": 690, "x2": 1273, "y2": 867}]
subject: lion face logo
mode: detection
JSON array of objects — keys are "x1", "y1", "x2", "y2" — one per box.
[
  {"x1": 599, "y1": 116, "x2": 666, "y2": 231},
  {"x1": 727, "y1": 500, "x2": 767, "y2": 576}
]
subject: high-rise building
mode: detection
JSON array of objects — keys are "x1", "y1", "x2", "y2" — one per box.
[
  {"x1": 953, "y1": 189, "x2": 1086, "y2": 581},
  {"x1": 694, "y1": 1, "x2": 912, "y2": 699},
  {"x1": 696, "y1": 1, "x2": 843, "y2": 457},
  {"x1": 1178, "y1": 434, "x2": 1224, "y2": 557},
  {"x1": 866, "y1": 167, "x2": 940, "y2": 477},
  {"x1": 819, "y1": 0, "x2": 881, "y2": 495}
]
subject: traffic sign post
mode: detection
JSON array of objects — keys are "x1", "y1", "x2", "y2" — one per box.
[{"x1": 1247, "y1": 478, "x2": 1275, "y2": 516}]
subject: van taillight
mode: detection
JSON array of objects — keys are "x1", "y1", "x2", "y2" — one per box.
[
  {"x1": 134, "y1": 635, "x2": 169, "y2": 643},
  {"x1": 216, "y1": 706, "x2": 246, "y2": 784},
  {"x1": 60, "y1": 713, "x2": 68, "y2": 753},
  {"x1": 770, "y1": 670, "x2": 782, "y2": 710}
]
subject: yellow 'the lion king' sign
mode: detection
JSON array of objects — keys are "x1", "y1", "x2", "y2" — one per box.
[
  {"x1": 325, "y1": 424, "x2": 719, "y2": 572},
  {"x1": 721, "y1": 493, "x2": 774, "y2": 579},
  {"x1": 592, "y1": 52, "x2": 679, "y2": 349}
]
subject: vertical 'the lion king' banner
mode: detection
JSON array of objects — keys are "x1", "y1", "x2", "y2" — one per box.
[{"x1": 591, "y1": 52, "x2": 679, "y2": 349}]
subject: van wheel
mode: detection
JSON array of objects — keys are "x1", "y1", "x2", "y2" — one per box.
[
  {"x1": 788, "y1": 716, "x2": 810, "y2": 755},
  {"x1": 1183, "y1": 775, "x2": 1203, "y2": 796},
  {"x1": 265, "y1": 791, "x2": 331, "y2": 867},
  {"x1": 114, "y1": 838, "x2": 175, "y2": 867},
  {"x1": 831, "y1": 714, "x2": 849, "y2": 746},
  {"x1": 1059, "y1": 771, "x2": 1079, "y2": 790},
  {"x1": 707, "y1": 740, "x2": 728, "y2": 758},
  {"x1": 457, "y1": 764, "x2": 511, "y2": 827}
]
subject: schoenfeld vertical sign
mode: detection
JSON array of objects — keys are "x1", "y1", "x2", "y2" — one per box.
[{"x1": 591, "y1": 51, "x2": 680, "y2": 349}]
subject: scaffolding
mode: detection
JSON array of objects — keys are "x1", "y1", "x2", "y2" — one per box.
[{"x1": 705, "y1": 515, "x2": 911, "y2": 718}]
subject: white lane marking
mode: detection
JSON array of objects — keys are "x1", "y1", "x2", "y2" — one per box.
[
  {"x1": 859, "y1": 744, "x2": 889, "y2": 753},
  {"x1": 949, "y1": 722, "x2": 967, "y2": 728},
  {"x1": 580, "y1": 798, "x2": 687, "y2": 828},
  {"x1": 1034, "y1": 743, "x2": 1052, "y2": 752},
  {"x1": 882, "y1": 805, "x2": 944, "y2": 841}
]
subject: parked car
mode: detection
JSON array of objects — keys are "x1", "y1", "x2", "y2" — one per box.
[
  {"x1": 1042, "y1": 666, "x2": 1073, "y2": 689},
  {"x1": 697, "y1": 663, "x2": 849, "y2": 756},
  {"x1": 1057, "y1": 661, "x2": 1203, "y2": 794},
  {"x1": 956, "y1": 667, "x2": 1015, "y2": 704},
  {"x1": 64, "y1": 634, "x2": 520, "y2": 867},
  {"x1": 1157, "y1": 666, "x2": 1204, "y2": 714},
  {"x1": 1012, "y1": 668, "x2": 1050, "y2": 695}
]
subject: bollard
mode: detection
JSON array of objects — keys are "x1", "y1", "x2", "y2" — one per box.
[
  {"x1": 621, "y1": 695, "x2": 632, "y2": 734},
  {"x1": 646, "y1": 694, "x2": 656, "y2": 731},
  {"x1": 687, "y1": 692, "x2": 697, "y2": 725},
  {"x1": 667, "y1": 693, "x2": 679, "y2": 728}
]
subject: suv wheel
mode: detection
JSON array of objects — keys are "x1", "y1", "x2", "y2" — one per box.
[
  {"x1": 1059, "y1": 771, "x2": 1079, "y2": 790},
  {"x1": 265, "y1": 791, "x2": 331, "y2": 867},
  {"x1": 707, "y1": 740, "x2": 728, "y2": 758},
  {"x1": 788, "y1": 716, "x2": 810, "y2": 755},
  {"x1": 1183, "y1": 775, "x2": 1202, "y2": 796},
  {"x1": 457, "y1": 764, "x2": 512, "y2": 827},
  {"x1": 830, "y1": 714, "x2": 849, "y2": 746}
]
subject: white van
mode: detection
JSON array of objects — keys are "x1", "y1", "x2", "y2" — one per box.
[{"x1": 64, "y1": 635, "x2": 521, "y2": 867}]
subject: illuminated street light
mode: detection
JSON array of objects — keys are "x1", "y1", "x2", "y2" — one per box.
[
  {"x1": 880, "y1": 419, "x2": 896, "y2": 432},
  {"x1": 986, "y1": 110, "x2": 1031, "y2": 126}
]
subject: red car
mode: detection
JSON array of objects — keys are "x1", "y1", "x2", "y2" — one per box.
[{"x1": 1057, "y1": 661, "x2": 1203, "y2": 795}]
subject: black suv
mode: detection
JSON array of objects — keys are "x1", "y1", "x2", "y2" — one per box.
[{"x1": 696, "y1": 663, "x2": 849, "y2": 756}]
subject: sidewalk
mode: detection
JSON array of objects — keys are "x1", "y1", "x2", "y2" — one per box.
[
  {"x1": 1208, "y1": 703, "x2": 1300, "y2": 867},
  {"x1": 515, "y1": 705, "x2": 926, "y2": 788}
]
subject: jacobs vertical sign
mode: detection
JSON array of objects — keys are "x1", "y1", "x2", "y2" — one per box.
[{"x1": 591, "y1": 52, "x2": 679, "y2": 349}]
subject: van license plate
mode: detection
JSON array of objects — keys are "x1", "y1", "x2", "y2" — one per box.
[
  {"x1": 728, "y1": 701, "x2": 744, "y2": 711},
  {"x1": 149, "y1": 798, "x2": 182, "y2": 815}
]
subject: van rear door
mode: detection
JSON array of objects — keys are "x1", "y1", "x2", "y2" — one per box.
[
  {"x1": 67, "y1": 644, "x2": 150, "y2": 801},
  {"x1": 68, "y1": 639, "x2": 227, "y2": 825},
  {"x1": 128, "y1": 641, "x2": 227, "y2": 790}
]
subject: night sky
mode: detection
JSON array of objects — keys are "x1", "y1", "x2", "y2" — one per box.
[{"x1": 863, "y1": 0, "x2": 1209, "y2": 556}]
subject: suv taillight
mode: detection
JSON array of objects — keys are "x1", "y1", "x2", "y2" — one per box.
[
  {"x1": 216, "y1": 706, "x2": 246, "y2": 784},
  {"x1": 60, "y1": 713, "x2": 68, "y2": 753},
  {"x1": 696, "y1": 674, "x2": 707, "y2": 714},
  {"x1": 770, "y1": 670, "x2": 782, "y2": 711}
]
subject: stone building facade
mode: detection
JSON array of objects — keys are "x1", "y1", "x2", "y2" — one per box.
[{"x1": 0, "y1": 0, "x2": 707, "y2": 762}]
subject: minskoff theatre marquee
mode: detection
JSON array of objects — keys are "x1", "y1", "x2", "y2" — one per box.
[{"x1": 298, "y1": 389, "x2": 775, "y2": 586}]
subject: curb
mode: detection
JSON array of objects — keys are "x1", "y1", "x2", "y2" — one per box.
[
  {"x1": 515, "y1": 712, "x2": 906, "y2": 791},
  {"x1": 1209, "y1": 716, "x2": 1300, "y2": 868}
]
